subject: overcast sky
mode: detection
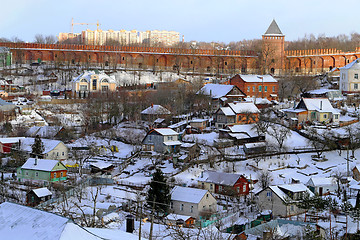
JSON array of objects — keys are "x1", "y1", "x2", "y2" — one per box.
[{"x1": 1, "y1": 0, "x2": 359, "y2": 43}]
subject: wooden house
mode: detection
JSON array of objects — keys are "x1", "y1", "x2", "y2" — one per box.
[
  {"x1": 26, "y1": 187, "x2": 52, "y2": 207},
  {"x1": 197, "y1": 171, "x2": 251, "y2": 196},
  {"x1": 17, "y1": 158, "x2": 67, "y2": 186}
]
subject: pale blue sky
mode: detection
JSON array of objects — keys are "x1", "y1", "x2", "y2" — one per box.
[{"x1": 1, "y1": 0, "x2": 359, "y2": 43}]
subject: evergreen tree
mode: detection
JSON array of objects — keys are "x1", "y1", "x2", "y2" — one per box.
[
  {"x1": 146, "y1": 168, "x2": 171, "y2": 216},
  {"x1": 31, "y1": 135, "x2": 45, "y2": 158}
]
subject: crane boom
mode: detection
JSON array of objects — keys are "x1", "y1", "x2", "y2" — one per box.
[{"x1": 71, "y1": 18, "x2": 100, "y2": 33}]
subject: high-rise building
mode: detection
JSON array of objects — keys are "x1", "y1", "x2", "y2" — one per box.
[{"x1": 58, "y1": 29, "x2": 181, "y2": 46}]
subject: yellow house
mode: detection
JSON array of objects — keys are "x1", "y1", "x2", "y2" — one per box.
[{"x1": 72, "y1": 71, "x2": 116, "y2": 97}]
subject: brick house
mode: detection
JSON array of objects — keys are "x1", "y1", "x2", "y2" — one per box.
[
  {"x1": 229, "y1": 74, "x2": 278, "y2": 100},
  {"x1": 197, "y1": 171, "x2": 251, "y2": 196}
]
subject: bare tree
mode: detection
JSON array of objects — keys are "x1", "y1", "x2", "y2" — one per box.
[
  {"x1": 268, "y1": 124, "x2": 290, "y2": 152},
  {"x1": 258, "y1": 170, "x2": 272, "y2": 190}
]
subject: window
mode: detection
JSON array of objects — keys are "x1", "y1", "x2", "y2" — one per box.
[
  {"x1": 180, "y1": 204, "x2": 184, "y2": 211},
  {"x1": 80, "y1": 85, "x2": 88, "y2": 91},
  {"x1": 355, "y1": 83, "x2": 358, "y2": 90},
  {"x1": 323, "y1": 114, "x2": 327, "y2": 119},
  {"x1": 247, "y1": 86, "x2": 250, "y2": 92},
  {"x1": 237, "y1": 187, "x2": 240, "y2": 193},
  {"x1": 53, "y1": 172, "x2": 56, "y2": 178},
  {"x1": 206, "y1": 194, "x2": 209, "y2": 199},
  {"x1": 190, "y1": 206, "x2": 193, "y2": 213},
  {"x1": 252, "y1": 86, "x2": 255, "y2": 92},
  {"x1": 355, "y1": 74, "x2": 358, "y2": 79},
  {"x1": 92, "y1": 79, "x2": 97, "y2": 90},
  {"x1": 57, "y1": 152, "x2": 59, "y2": 156},
  {"x1": 201, "y1": 182, "x2": 204, "y2": 189},
  {"x1": 259, "y1": 86, "x2": 262, "y2": 92},
  {"x1": 62, "y1": 152, "x2": 64, "y2": 156},
  {"x1": 102, "y1": 85, "x2": 109, "y2": 91},
  {"x1": 170, "y1": 202, "x2": 173, "y2": 209},
  {"x1": 25, "y1": 171, "x2": 28, "y2": 176},
  {"x1": 266, "y1": 191, "x2": 272, "y2": 197},
  {"x1": 219, "y1": 186, "x2": 223, "y2": 192},
  {"x1": 243, "y1": 185, "x2": 246, "y2": 192},
  {"x1": 210, "y1": 184, "x2": 213, "y2": 190},
  {"x1": 264, "y1": 86, "x2": 267, "y2": 92},
  {"x1": 290, "y1": 205, "x2": 294, "y2": 211},
  {"x1": 272, "y1": 86, "x2": 275, "y2": 92},
  {"x1": 168, "y1": 136, "x2": 173, "y2": 141},
  {"x1": 334, "y1": 114, "x2": 339, "y2": 119},
  {"x1": 35, "y1": 172, "x2": 38, "y2": 177},
  {"x1": 60, "y1": 172, "x2": 63, "y2": 177}
]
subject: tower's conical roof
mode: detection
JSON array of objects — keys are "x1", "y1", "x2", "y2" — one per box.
[{"x1": 264, "y1": 19, "x2": 284, "y2": 36}]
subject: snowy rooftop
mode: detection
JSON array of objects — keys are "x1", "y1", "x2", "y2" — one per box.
[
  {"x1": 219, "y1": 107, "x2": 235, "y2": 116},
  {"x1": 72, "y1": 70, "x2": 116, "y2": 84},
  {"x1": 171, "y1": 186, "x2": 210, "y2": 204},
  {"x1": 339, "y1": 59, "x2": 360, "y2": 70},
  {"x1": 0, "y1": 137, "x2": 26, "y2": 144},
  {"x1": 26, "y1": 126, "x2": 63, "y2": 138},
  {"x1": 278, "y1": 183, "x2": 311, "y2": 193},
  {"x1": 307, "y1": 177, "x2": 335, "y2": 186},
  {"x1": 21, "y1": 158, "x2": 62, "y2": 172},
  {"x1": 197, "y1": 84, "x2": 240, "y2": 99},
  {"x1": 141, "y1": 105, "x2": 171, "y2": 115},
  {"x1": 20, "y1": 137, "x2": 64, "y2": 154},
  {"x1": 32, "y1": 187, "x2": 52, "y2": 198},
  {"x1": 153, "y1": 128, "x2": 178, "y2": 136},
  {"x1": 239, "y1": 74, "x2": 277, "y2": 83},
  {"x1": 227, "y1": 124, "x2": 258, "y2": 137},
  {"x1": 197, "y1": 170, "x2": 243, "y2": 186},
  {"x1": 298, "y1": 98, "x2": 337, "y2": 113},
  {"x1": 0, "y1": 202, "x2": 102, "y2": 240},
  {"x1": 244, "y1": 97, "x2": 272, "y2": 104},
  {"x1": 228, "y1": 102, "x2": 260, "y2": 114}
]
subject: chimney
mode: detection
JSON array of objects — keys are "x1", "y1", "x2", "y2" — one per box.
[
  {"x1": 126, "y1": 215, "x2": 134, "y2": 233},
  {"x1": 151, "y1": 103, "x2": 154, "y2": 108},
  {"x1": 34, "y1": 157, "x2": 38, "y2": 166},
  {"x1": 320, "y1": 100, "x2": 322, "y2": 110}
]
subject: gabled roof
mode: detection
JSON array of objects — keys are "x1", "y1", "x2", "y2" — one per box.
[
  {"x1": 171, "y1": 186, "x2": 211, "y2": 204},
  {"x1": 141, "y1": 105, "x2": 171, "y2": 115},
  {"x1": 239, "y1": 75, "x2": 277, "y2": 83},
  {"x1": 26, "y1": 126, "x2": 63, "y2": 138},
  {"x1": 197, "y1": 84, "x2": 242, "y2": 99},
  {"x1": 152, "y1": 128, "x2": 179, "y2": 136},
  {"x1": 307, "y1": 177, "x2": 335, "y2": 187},
  {"x1": 267, "y1": 184, "x2": 314, "y2": 202},
  {"x1": 297, "y1": 98, "x2": 337, "y2": 113},
  {"x1": 228, "y1": 102, "x2": 260, "y2": 114},
  {"x1": 32, "y1": 187, "x2": 52, "y2": 198},
  {"x1": 264, "y1": 19, "x2": 284, "y2": 36},
  {"x1": 197, "y1": 170, "x2": 244, "y2": 186},
  {"x1": 21, "y1": 158, "x2": 64, "y2": 172},
  {"x1": 0, "y1": 202, "x2": 103, "y2": 240}
]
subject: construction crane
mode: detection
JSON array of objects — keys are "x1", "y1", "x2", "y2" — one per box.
[{"x1": 71, "y1": 18, "x2": 100, "y2": 33}]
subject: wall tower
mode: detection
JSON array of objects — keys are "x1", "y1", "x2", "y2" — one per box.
[{"x1": 262, "y1": 19, "x2": 285, "y2": 75}]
